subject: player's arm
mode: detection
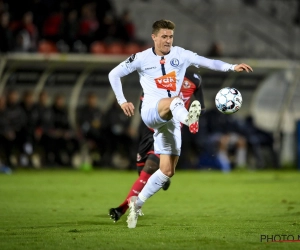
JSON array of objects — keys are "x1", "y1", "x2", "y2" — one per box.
[
  {"x1": 188, "y1": 52, "x2": 253, "y2": 73},
  {"x1": 108, "y1": 54, "x2": 139, "y2": 117}
]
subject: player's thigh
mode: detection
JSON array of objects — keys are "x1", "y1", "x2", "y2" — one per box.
[
  {"x1": 141, "y1": 100, "x2": 167, "y2": 129},
  {"x1": 157, "y1": 96, "x2": 178, "y2": 120},
  {"x1": 141, "y1": 97, "x2": 179, "y2": 129},
  {"x1": 153, "y1": 118, "x2": 181, "y2": 156}
]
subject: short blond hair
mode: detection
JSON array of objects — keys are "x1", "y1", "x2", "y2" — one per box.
[{"x1": 152, "y1": 20, "x2": 175, "y2": 35}]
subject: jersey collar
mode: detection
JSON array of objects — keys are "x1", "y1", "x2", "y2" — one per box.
[{"x1": 152, "y1": 47, "x2": 171, "y2": 56}]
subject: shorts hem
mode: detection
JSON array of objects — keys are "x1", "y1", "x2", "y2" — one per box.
[{"x1": 154, "y1": 151, "x2": 180, "y2": 156}]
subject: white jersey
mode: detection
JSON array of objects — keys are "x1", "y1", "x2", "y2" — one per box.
[{"x1": 108, "y1": 46, "x2": 236, "y2": 107}]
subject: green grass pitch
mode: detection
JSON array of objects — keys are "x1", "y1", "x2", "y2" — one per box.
[{"x1": 0, "y1": 169, "x2": 300, "y2": 250}]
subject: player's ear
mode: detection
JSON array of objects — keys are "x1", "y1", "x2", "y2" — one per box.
[{"x1": 151, "y1": 33, "x2": 156, "y2": 41}]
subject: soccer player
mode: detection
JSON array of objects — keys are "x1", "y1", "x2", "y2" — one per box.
[
  {"x1": 109, "y1": 71, "x2": 206, "y2": 222},
  {"x1": 108, "y1": 19, "x2": 252, "y2": 228}
]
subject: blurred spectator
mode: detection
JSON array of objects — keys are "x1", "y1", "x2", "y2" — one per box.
[
  {"x1": 35, "y1": 91, "x2": 54, "y2": 166},
  {"x1": 95, "y1": 0, "x2": 115, "y2": 25},
  {"x1": 95, "y1": 12, "x2": 118, "y2": 43},
  {"x1": 116, "y1": 9, "x2": 136, "y2": 43},
  {"x1": 196, "y1": 107, "x2": 247, "y2": 172},
  {"x1": 50, "y1": 94, "x2": 79, "y2": 166},
  {"x1": 14, "y1": 11, "x2": 38, "y2": 52},
  {"x1": 94, "y1": 0, "x2": 116, "y2": 43},
  {"x1": 0, "y1": 161, "x2": 12, "y2": 174},
  {"x1": 0, "y1": 95, "x2": 13, "y2": 166},
  {"x1": 102, "y1": 99, "x2": 136, "y2": 168},
  {"x1": 0, "y1": 11, "x2": 13, "y2": 52},
  {"x1": 5, "y1": 89, "x2": 27, "y2": 167},
  {"x1": 30, "y1": 0, "x2": 49, "y2": 36},
  {"x1": 19, "y1": 90, "x2": 39, "y2": 166},
  {"x1": 77, "y1": 2, "x2": 99, "y2": 48},
  {"x1": 241, "y1": 115, "x2": 280, "y2": 169},
  {"x1": 61, "y1": 9, "x2": 79, "y2": 52},
  {"x1": 77, "y1": 92, "x2": 105, "y2": 165},
  {"x1": 42, "y1": 7, "x2": 64, "y2": 42}
]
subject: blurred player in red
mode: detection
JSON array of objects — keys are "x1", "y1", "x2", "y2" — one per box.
[{"x1": 109, "y1": 71, "x2": 206, "y2": 222}]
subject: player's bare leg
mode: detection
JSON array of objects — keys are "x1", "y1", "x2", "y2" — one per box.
[
  {"x1": 127, "y1": 155, "x2": 177, "y2": 228},
  {"x1": 142, "y1": 157, "x2": 171, "y2": 191},
  {"x1": 126, "y1": 96, "x2": 198, "y2": 228}
]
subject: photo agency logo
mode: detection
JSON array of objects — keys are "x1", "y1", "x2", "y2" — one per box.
[{"x1": 260, "y1": 235, "x2": 300, "y2": 243}]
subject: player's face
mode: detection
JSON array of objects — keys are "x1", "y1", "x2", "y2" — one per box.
[{"x1": 152, "y1": 29, "x2": 174, "y2": 56}]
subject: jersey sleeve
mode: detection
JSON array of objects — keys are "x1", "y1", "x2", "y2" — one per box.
[
  {"x1": 185, "y1": 50, "x2": 236, "y2": 72},
  {"x1": 108, "y1": 53, "x2": 141, "y2": 105}
]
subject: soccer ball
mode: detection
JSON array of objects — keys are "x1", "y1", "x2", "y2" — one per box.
[{"x1": 215, "y1": 87, "x2": 242, "y2": 114}]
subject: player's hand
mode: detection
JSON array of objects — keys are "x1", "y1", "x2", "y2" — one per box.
[
  {"x1": 121, "y1": 102, "x2": 135, "y2": 117},
  {"x1": 234, "y1": 63, "x2": 253, "y2": 73}
]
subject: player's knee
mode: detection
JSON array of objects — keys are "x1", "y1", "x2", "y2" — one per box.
[
  {"x1": 160, "y1": 168, "x2": 174, "y2": 177},
  {"x1": 158, "y1": 97, "x2": 183, "y2": 120}
]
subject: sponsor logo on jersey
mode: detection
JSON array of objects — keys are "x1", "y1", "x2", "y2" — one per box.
[
  {"x1": 154, "y1": 71, "x2": 177, "y2": 91},
  {"x1": 126, "y1": 54, "x2": 136, "y2": 63},
  {"x1": 170, "y1": 58, "x2": 179, "y2": 67},
  {"x1": 144, "y1": 66, "x2": 157, "y2": 70}
]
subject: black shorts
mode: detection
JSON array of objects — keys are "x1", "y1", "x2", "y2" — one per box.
[{"x1": 136, "y1": 120, "x2": 159, "y2": 171}]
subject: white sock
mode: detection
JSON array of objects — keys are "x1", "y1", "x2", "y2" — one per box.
[
  {"x1": 170, "y1": 97, "x2": 188, "y2": 126},
  {"x1": 136, "y1": 169, "x2": 169, "y2": 207}
]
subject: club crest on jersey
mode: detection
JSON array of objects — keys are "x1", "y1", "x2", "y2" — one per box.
[
  {"x1": 182, "y1": 80, "x2": 191, "y2": 88},
  {"x1": 154, "y1": 71, "x2": 177, "y2": 91},
  {"x1": 170, "y1": 58, "x2": 179, "y2": 67}
]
